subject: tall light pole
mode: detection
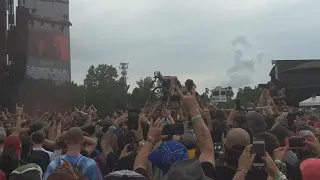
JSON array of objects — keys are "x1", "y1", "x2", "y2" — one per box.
[
  {"x1": 83, "y1": 79, "x2": 86, "y2": 107},
  {"x1": 119, "y1": 62, "x2": 129, "y2": 110}
]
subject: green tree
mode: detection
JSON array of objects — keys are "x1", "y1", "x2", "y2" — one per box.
[
  {"x1": 82, "y1": 64, "x2": 124, "y2": 115},
  {"x1": 200, "y1": 88, "x2": 210, "y2": 105},
  {"x1": 226, "y1": 86, "x2": 234, "y2": 100},
  {"x1": 236, "y1": 86, "x2": 261, "y2": 107},
  {"x1": 225, "y1": 86, "x2": 235, "y2": 108},
  {"x1": 70, "y1": 81, "x2": 85, "y2": 107},
  {"x1": 128, "y1": 76, "x2": 155, "y2": 109}
]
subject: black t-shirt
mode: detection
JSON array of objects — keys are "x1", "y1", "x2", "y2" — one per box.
[
  {"x1": 30, "y1": 150, "x2": 51, "y2": 172},
  {"x1": 23, "y1": 155, "x2": 47, "y2": 172},
  {"x1": 201, "y1": 162, "x2": 215, "y2": 179},
  {"x1": 215, "y1": 166, "x2": 266, "y2": 180},
  {"x1": 106, "y1": 152, "x2": 119, "y2": 172},
  {"x1": 135, "y1": 161, "x2": 216, "y2": 180},
  {"x1": 105, "y1": 151, "x2": 138, "y2": 172}
]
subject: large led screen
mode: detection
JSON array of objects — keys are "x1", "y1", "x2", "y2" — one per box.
[
  {"x1": 22, "y1": 30, "x2": 71, "y2": 114},
  {"x1": 26, "y1": 30, "x2": 71, "y2": 83},
  {"x1": 28, "y1": 30, "x2": 69, "y2": 61}
]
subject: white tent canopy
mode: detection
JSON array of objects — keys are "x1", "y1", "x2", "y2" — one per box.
[{"x1": 299, "y1": 96, "x2": 320, "y2": 107}]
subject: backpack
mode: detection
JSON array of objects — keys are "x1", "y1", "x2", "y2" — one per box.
[
  {"x1": 49, "y1": 156, "x2": 85, "y2": 180},
  {"x1": 10, "y1": 163, "x2": 42, "y2": 180}
]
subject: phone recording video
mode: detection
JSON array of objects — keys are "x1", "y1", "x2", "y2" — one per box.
[
  {"x1": 162, "y1": 124, "x2": 184, "y2": 135},
  {"x1": 252, "y1": 140, "x2": 265, "y2": 167},
  {"x1": 127, "y1": 109, "x2": 140, "y2": 131},
  {"x1": 285, "y1": 136, "x2": 306, "y2": 149}
]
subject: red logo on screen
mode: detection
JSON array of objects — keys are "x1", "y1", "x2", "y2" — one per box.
[{"x1": 28, "y1": 31, "x2": 69, "y2": 61}]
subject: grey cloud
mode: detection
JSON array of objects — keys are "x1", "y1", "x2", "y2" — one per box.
[
  {"x1": 255, "y1": 52, "x2": 264, "y2": 63},
  {"x1": 227, "y1": 49, "x2": 256, "y2": 74},
  {"x1": 70, "y1": 0, "x2": 320, "y2": 90},
  {"x1": 227, "y1": 36, "x2": 256, "y2": 75},
  {"x1": 232, "y1": 36, "x2": 250, "y2": 49},
  {"x1": 224, "y1": 73, "x2": 254, "y2": 88},
  {"x1": 225, "y1": 35, "x2": 265, "y2": 88}
]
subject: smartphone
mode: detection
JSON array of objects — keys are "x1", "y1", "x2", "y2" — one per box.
[
  {"x1": 235, "y1": 99, "x2": 241, "y2": 110},
  {"x1": 213, "y1": 142, "x2": 222, "y2": 153},
  {"x1": 127, "y1": 109, "x2": 140, "y2": 131},
  {"x1": 285, "y1": 136, "x2": 306, "y2": 149},
  {"x1": 252, "y1": 140, "x2": 265, "y2": 167},
  {"x1": 162, "y1": 124, "x2": 184, "y2": 135}
]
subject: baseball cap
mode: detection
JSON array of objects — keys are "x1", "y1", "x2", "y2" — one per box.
[
  {"x1": 0, "y1": 127, "x2": 6, "y2": 142},
  {"x1": 162, "y1": 159, "x2": 212, "y2": 180},
  {"x1": 148, "y1": 141, "x2": 188, "y2": 174},
  {"x1": 104, "y1": 170, "x2": 147, "y2": 180},
  {"x1": 181, "y1": 132, "x2": 196, "y2": 148},
  {"x1": 224, "y1": 128, "x2": 250, "y2": 148},
  {"x1": 299, "y1": 158, "x2": 320, "y2": 180},
  {"x1": 185, "y1": 79, "x2": 196, "y2": 87},
  {"x1": 3, "y1": 136, "x2": 22, "y2": 159}
]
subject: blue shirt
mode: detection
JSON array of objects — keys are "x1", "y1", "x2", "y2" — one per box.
[{"x1": 44, "y1": 154, "x2": 103, "y2": 180}]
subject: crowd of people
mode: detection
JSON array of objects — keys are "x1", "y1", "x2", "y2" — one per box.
[{"x1": 0, "y1": 79, "x2": 319, "y2": 180}]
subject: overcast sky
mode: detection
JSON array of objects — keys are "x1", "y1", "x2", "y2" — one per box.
[{"x1": 70, "y1": 0, "x2": 320, "y2": 92}]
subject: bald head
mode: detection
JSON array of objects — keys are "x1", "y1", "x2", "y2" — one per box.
[{"x1": 225, "y1": 128, "x2": 250, "y2": 148}]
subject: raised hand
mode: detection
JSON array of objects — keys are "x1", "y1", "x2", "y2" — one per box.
[
  {"x1": 120, "y1": 144, "x2": 132, "y2": 159},
  {"x1": 132, "y1": 116, "x2": 143, "y2": 142},
  {"x1": 15, "y1": 104, "x2": 23, "y2": 115},
  {"x1": 273, "y1": 147, "x2": 286, "y2": 161},
  {"x1": 114, "y1": 114, "x2": 128, "y2": 127},
  {"x1": 148, "y1": 117, "x2": 164, "y2": 142},
  {"x1": 238, "y1": 145, "x2": 255, "y2": 173},
  {"x1": 181, "y1": 93, "x2": 198, "y2": 113},
  {"x1": 263, "y1": 152, "x2": 280, "y2": 177}
]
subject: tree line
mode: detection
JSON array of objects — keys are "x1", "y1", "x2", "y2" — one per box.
[{"x1": 71, "y1": 64, "x2": 262, "y2": 116}]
